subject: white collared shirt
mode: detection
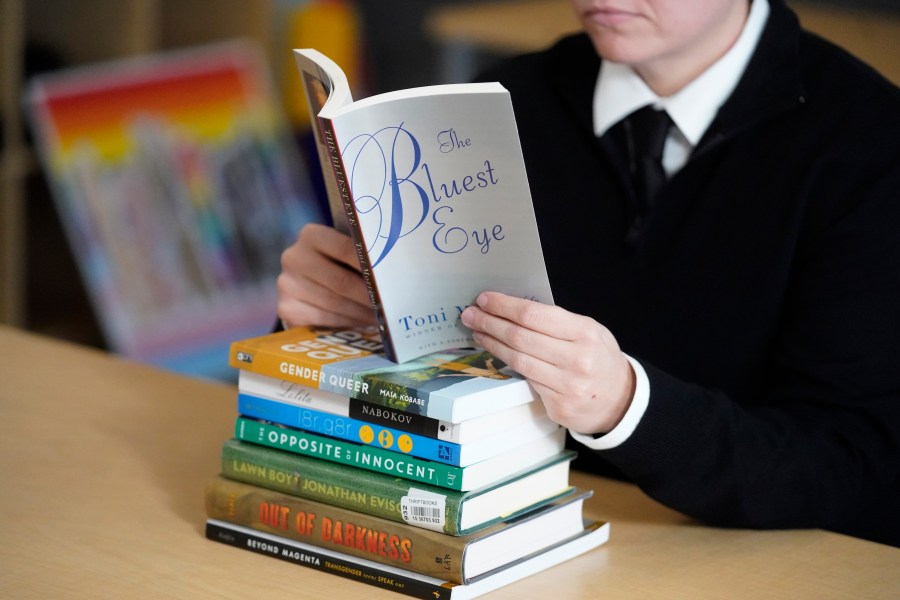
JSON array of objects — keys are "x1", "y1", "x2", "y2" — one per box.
[
  {"x1": 592, "y1": 0, "x2": 770, "y2": 176},
  {"x1": 572, "y1": 0, "x2": 770, "y2": 450}
]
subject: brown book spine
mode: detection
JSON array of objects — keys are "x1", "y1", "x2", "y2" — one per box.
[{"x1": 205, "y1": 475, "x2": 466, "y2": 581}]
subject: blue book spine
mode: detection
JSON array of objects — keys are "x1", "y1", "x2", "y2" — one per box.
[{"x1": 237, "y1": 393, "x2": 464, "y2": 466}]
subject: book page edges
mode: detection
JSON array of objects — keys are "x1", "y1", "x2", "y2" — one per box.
[
  {"x1": 322, "y1": 82, "x2": 507, "y2": 118},
  {"x1": 292, "y1": 48, "x2": 352, "y2": 115}
]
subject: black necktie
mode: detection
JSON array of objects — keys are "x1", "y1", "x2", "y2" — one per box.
[
  {"x1": 622, "y1": 106, "x2": 672, "y2": 243},
  {"x1": 628, "y1": 106, "x2": 671, "y2": 203}
]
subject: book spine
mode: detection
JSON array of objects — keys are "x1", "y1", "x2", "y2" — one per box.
[
  {"x1": 241, "y1": 370, "x2": 454, "y2": 441},
  {"x1": 205, "y1": 520, "x2": 457, "y2": 599},
  {"x1": 206, "y1": 476, "x2": 466, "y2": 582},
  {"x1": 239, "y1": 370, "x2": 354, "y2": 417},
  {"x1": 349, "y1": 399, "x2": 457, "y2": 442},
  {"x1": 235, "y1": 417, "x2": 466, "y2": 490},
  {"x1": 228, "y1": 328, "x2": 535, "y2": 422},
  {"x1": 229, "y1": 327, "x2": 383, "y2": 390},
  {"x1": 230, "y1": 345, "x2": 326, "y2": 389},
  {"x1": 221, "y1": 439, "x2": 465, "y2": 535},
  {"x1": 318, "y1": 363, "x2": 434, "y2": 417},
  {"x1": 238, "y1": 393, "x2": 465, "y2": 465},
  {"x1": 319, "y1": 116, "x2": 396, "y2": 361},
  {"x1": 230, "y1": 341, "x2": 432, "y2": 417}
]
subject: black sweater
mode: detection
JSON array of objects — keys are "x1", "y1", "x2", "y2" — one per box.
[{"x1": 479, "y1": 0, "x2": 900, "y2": 546}]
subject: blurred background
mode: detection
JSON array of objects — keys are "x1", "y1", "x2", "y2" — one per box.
[{"x1": 2, "y1": 0, "x2": 898, "y2": 380}]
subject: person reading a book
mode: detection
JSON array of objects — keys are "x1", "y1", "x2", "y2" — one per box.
[{"x1": 277, "y1": 0, "x2": 900, "y2": 547}]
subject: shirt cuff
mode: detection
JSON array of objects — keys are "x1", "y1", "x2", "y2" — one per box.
[{"x1": 569, "y1": 354, "x2": 650, "y2": 450}]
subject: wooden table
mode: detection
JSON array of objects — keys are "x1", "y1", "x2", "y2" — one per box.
[{"x1": 0, "y1": 325, "x2": 897, "y2": 598}]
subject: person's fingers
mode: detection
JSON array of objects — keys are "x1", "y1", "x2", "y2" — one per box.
[
  {"x1": 302, "y1": 223, "x2": 360, "y2": 271},
  {"x1": 276, "y1": 224, "x2": 375, "y2": 328},
  {"x1": 277, "y1": 272, "x2": 375, "y2": 327},
  {"x1": 469, "y1": 292, "x2": 588, "y2": 340}
]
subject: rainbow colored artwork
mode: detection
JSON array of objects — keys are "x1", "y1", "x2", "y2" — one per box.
[{"x1": 26, "y1": 43, "x2": 322, "y2": 379}]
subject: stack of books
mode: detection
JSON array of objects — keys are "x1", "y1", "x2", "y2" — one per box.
[{"x1": 204, "y1": 326, "x2": 610, "y2": 599}]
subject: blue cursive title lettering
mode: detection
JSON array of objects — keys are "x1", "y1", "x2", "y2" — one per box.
[
  {"x1": 340, "y1": 122, "x2": 506, "y2": 265},
  {"x1": 437, "y1": 128, "x2": 471, "y2": 153}
]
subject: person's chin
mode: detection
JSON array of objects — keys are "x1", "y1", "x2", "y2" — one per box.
[{"x1": 583, "y1": 30, "x2": 652, "y2": 66}]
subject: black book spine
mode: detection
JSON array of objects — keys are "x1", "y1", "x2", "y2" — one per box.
[
  {"x1": 349, "y1": 398, "x2": 445, "y2": 438},
  {"x1": 205, "y1": 520, "x2": 454, "y2": 600}
]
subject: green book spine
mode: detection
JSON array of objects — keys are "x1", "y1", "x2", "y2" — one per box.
[
  {"x1": 221, "y1": 439, "x2": 467, "y2": 535},
  {"x1": 205, "y1": 475, "x2": 468, "y2": 581},
  {"x1": 235, "y1": 417, "x2": 466, "y2": 490}
]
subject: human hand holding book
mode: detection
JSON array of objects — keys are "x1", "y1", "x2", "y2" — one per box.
[
  {"x1": 277, "y1": 223, "x2": 375, "y2": 329},
  {"x1": 460, "y1": 291, "x2": 636, "y2": 436}
]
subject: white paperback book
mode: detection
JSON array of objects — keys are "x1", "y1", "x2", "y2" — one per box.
[
  {"x1": 237, "y1": 368, "x2": 552, "y2": 444},
  {"x1": 294, "y1": 49, "x2": 554, "y2": 364}
]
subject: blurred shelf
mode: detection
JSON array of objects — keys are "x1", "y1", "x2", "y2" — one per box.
[{"x1": 0, "y1": 0, "x2": 278, "y2": 342}]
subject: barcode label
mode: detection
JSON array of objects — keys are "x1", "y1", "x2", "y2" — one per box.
[
  {"x1": 409, "y1": 505, "x2": 442, "y2": 520},
  {"x1": 401, "y1": 488, "x2": 447, "y2": 532}
]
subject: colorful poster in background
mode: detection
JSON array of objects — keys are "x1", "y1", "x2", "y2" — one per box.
[{"x1": 25, "y1": 42, "x2": 323, "y2": 380}]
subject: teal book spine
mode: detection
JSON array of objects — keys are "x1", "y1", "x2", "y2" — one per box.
[{"x1": 234, "y1": 417, "x2": 466, "y2": 490}]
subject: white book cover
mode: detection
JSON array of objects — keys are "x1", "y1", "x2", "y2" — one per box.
[{"x1": 294, "y1": 49, "x2": 554, "y2": 363}]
